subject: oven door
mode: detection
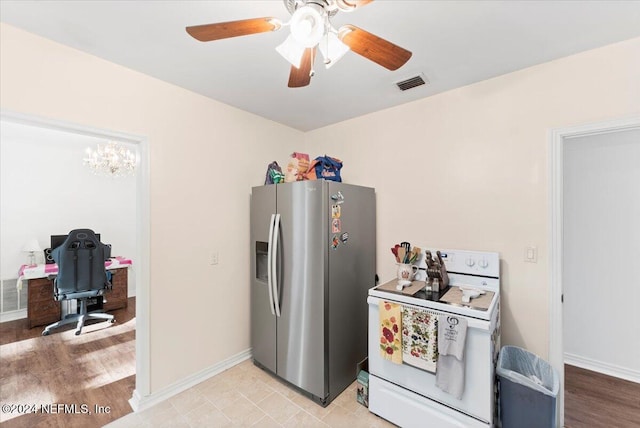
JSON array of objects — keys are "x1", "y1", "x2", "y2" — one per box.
[{"x1": 368, "y1": 295, "x2": 496, "y2": 424}]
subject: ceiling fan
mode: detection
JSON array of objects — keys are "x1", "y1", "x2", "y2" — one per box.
[{"x1": 186, "y1": 0, "x2": 412, "y2": 88}]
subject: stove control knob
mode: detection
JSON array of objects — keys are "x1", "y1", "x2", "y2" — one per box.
[
  {"x1": 465, "y1": 258, "x2": 475, "y2": 267},
  {"x1": 479, "y1": 258, "x2": 489, "y2": 269}
]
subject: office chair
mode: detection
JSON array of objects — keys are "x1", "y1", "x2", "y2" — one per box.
[{"x1": 42, "y1": 229, "x2": 115, "y2": 336}]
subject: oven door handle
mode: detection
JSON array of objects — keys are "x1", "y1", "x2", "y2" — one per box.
[{"x1": 366, "y1": 296, "x2": 492, "y2": 330}]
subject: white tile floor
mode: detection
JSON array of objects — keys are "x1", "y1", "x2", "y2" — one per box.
[{"x1": 105, "y1": 359, "x2": 396, "y2": 428}]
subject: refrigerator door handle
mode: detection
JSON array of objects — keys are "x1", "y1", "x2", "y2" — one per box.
[
  {"x1": 272, "y1": 213, "x2": 282, "y2": 317},
  {"x1": 267, "y1": 214, "x2": 276, "y2": 315}
]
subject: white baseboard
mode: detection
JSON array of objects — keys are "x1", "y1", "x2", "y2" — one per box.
[
  {"x1": 564, "y1": 353, "x2": 640, "y2": 383},
  {"x1": 129, "y1": 348, "x2": 252, "y2": 412},
  {"x1": 0, "y1": 309, "x2": 26, "y2": 323}
]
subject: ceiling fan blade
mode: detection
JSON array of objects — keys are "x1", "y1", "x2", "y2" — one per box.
[
  {"x1": 339, "y1": 25, "x2": 412, "y2": 71},
  {"x1": 288, "y1": 48, "x2": 316, "y2": 88},
  {"x1": 186, "y1": 17, "x2": 280, "y2": 42}
]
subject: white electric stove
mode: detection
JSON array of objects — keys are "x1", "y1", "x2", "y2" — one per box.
[{"x1": 368, "y1": 248, "x2": 501, "y2": 428}]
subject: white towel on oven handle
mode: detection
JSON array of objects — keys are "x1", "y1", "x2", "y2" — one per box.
[
  {"x1": 436, "y1": 315, "x2": 468, "y2": 399},
  {"x1": 438, "y1": 315, "x2": 468, "y2": 360}
]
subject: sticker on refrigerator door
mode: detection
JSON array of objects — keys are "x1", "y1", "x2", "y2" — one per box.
[
  {"x1": 331, "y1": 204, "x2": 341, "y2": 219},
  {"x1": 331, "y1": 218, "x2": 342, "y2": 234},
  {"x1": 340, "y1": 232, "x2": 349, "y2": 244},
  {"x1": 331, "y1": 235, "x2": 341, "y2": 250},
  {"x1": 331, "y1": 191, "x2": 344, "y2": 202}
]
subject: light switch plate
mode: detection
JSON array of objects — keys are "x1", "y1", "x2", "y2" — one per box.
[{"x1": 524, "y1": 246, "x2": 537, "y2": 263}]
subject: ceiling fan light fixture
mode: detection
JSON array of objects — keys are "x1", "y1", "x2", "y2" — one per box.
[
  {"x1": 290, "y1": 5, "x2": 325, "y2": 47},
  {"x1": 187, "y1": 0, "x2": 412, "y2": 88},
  {"x1": 319, "y1": 31, "x2": 350, "y2": 68},
  {"x1": 276, "y1": 34, "x2": 306, "y2": 68}
]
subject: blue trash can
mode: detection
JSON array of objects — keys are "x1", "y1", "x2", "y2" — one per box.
[{"x1": 497, "y1": 346, "x2": 560, "y2": 428}]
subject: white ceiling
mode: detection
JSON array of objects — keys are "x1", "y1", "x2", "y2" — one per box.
[{"x1": 1, "y1": 1, "x2": 640, "y2": 131}]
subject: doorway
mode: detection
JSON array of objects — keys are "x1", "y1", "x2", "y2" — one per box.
[
  {"x1": 549, "y1": 116, "x2": 640, "y2": 426},
  {"x1": 0, "y1": 110, "x2": 150, "y2": 411}
]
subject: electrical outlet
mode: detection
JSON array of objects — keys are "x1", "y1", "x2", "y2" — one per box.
[
  {"x1": 524, "y1": 246, "x2": 538, "y2": 263},
  {"x1": 210, "y1": 252, "x2": 219, "y2": 265}
]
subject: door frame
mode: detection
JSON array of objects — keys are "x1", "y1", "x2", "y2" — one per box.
[
  {"x1": 0, "y1": 109, "x2": 151, "y2": 401},
  {"x1": 548, "y1": 115, "x2": 640, "y2": 426}
]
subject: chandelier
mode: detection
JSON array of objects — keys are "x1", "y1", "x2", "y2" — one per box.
[{"x1": 83, "y1": 141, "x2": 136, "y2": 177}]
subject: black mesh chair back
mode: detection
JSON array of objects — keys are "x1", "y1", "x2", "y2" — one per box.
[
  {"x1": 51, "y1": 229, "x2": 111, "y2": 299},
  {"x1": 43, "y1": 229, "x2": 115, "y2": 335}
]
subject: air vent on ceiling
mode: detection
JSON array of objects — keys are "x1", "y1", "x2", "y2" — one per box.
[{"x1": 395, "y1": 73, "x2": 428, "y2": 91}]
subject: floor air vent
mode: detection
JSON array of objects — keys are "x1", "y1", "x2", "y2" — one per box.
[
  {"x1": 395, "y1": 74, "x2": 428, "y2": 91},
  {"x1": 1, "y1": 278, "x2": 25, "y2": 313}
]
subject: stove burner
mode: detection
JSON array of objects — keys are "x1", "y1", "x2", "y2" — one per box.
[{"x1": 412, "y1": 286, "x2": 450, "y2": 302}]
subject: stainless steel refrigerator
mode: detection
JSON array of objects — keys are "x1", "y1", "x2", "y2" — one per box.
[{"x1": 250, "y1": 180, "x2": 376, "y2": 406}]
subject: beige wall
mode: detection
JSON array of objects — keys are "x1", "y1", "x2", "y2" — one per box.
[
  {"x1": 0, "y1": 23, "x2": 302, "y2": 392},
  {"x1": 3, "y1": 18, "x2": 639, "y2": 393},
  {"x1": 304, "y1": 37, "x2": 640, "y2": 358}
]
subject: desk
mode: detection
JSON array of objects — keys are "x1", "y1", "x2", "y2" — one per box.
[{"x1": 18, "y1": 257, "x2": 132, "y2": 329}]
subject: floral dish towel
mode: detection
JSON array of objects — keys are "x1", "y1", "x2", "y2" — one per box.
[
  {"x1": 402, "y1": 306, "x2": 438, "y2": 373},
  {"x1": 379, "y1": 301, "x2": 402, "y2": 364}
]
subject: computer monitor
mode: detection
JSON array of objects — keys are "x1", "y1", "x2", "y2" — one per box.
[{"x1": 51, "y1": 233, "x2": 101, "y2": 250}]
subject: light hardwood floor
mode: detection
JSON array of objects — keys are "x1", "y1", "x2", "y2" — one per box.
[
  {"x1": 0, "y1": 297, "x2": 136, "y2": 428},
  {"x1": 564, "y1": 364, "x2": 640, "y2": 428}
]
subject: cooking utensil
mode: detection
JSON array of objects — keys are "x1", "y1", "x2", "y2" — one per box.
[
  {"x1": 391, "y1": 246, "x2": 400, "y2": 263},
  {"x1": 396, "y1": 279, "x2": 412, "y2": 291},
  {"x1": 402, "y1": 243, "x2": 412, "y2": 263},
  {"x1": 411, "y1": 247, "x2": 421, "y2": 264},
  {"x1": 398, "y1": 247, "x2": 406, "y2": 265}
]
